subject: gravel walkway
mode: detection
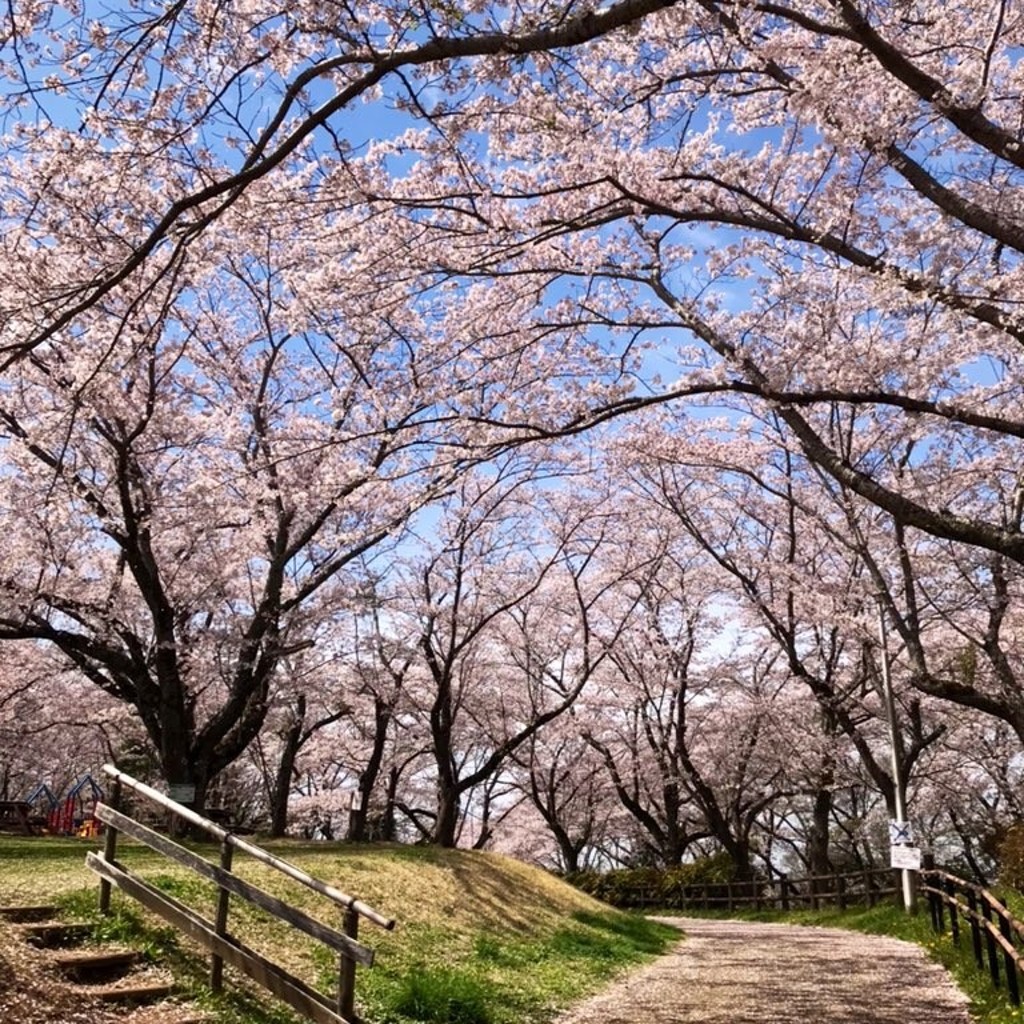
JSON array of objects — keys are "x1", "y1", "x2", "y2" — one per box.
[{"x1": 555, "y1": 917, "x2": 973, "y2": 1024}]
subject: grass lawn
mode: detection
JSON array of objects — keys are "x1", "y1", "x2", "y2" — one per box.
[{"x1": 0, "y1": 836, "x2": 679, "y2": 1024}]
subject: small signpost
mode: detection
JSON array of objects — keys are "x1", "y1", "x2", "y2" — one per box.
[
  {"x1": 888, "y1": 818, "x2": 922, "y2": 875},
  {"x1": 889, "y1": 820, "x2": 914, "y2": 846},
  {"x1": 168, "y1": 785, "x2": 196, "y2": 804},
  {"x1": 890, "y1": 844, "x2": 922, "y2": 871},
  {"x1": 878, "y1": 604, "x2": 917, "y2": 914}
]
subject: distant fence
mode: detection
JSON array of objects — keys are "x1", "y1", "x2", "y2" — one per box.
[
  {"x1": 88, "y1": 764, "x2": 395, "y2": 1024},
  {"x1": 921, "y1": 867, "x2": 1023, "y2": 1006},
  {"x1": 583, "y1": 867, "x2": 899, "y2": 912}
]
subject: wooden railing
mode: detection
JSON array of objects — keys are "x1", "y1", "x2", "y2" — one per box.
[
  {"x1": 591, "y1": 868, "x2": 898, "y2": 912},
  {"x1": 921, "y1": 867, "x2": 1023, "y2": 1007},
  {"x1": 87, "y1": 764, "x2": 394, "y2": 1024}
]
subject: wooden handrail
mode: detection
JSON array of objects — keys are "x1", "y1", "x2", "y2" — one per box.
[
  {"x1": 610, "y1": 867, "x2": 892, "y2": 890},
  {"x1": 921, "y1": 867, "x2": 1022, "y2": 1006},
  {"x1": 586, "y1": 867, "x2": 897, "y2": 912},
  {"x1": 92, "y1": 765, "x2": 395, "y2": 1023},
  {"x1": 920, "y1": 884, "x2": 1024, "y2": 969},
  {"x1": 93, "y1": 805, "x2": 374, "y2": 964},
  {"x1": 923, "y1": 870, "x2": 1024, "y2": 940},
  {"x1": 101, "y1": 764, "x2": 394, "y2": 930}
]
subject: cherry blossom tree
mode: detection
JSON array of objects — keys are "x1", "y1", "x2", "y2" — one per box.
[
  {"x1": 0, "y1": 1, "x2": 701, "y2": 814},
  {"x1": 0, "y1": 246, "x2": 480, "y2": 814},
  {"x1": 389, "y1": 463, "x2": 630, "y2": 847},
  {"x1": 15, "y1": 1, "x2": 1023, "y2": 573},
  {"x1": 574, "y1": 526, "x2": 796, "y2": 875},
  {"x1": 510, "y1": 715, "x2": 620, "y2": 872},
  {"x1": 341, "y1": 0, "x2": 1024, "y2": 579},
  {"x1": 248, "y1": 648, "x2": 354, "y2": 837},
  {"x1": 339, "y1": 579, "x2": 421, "y2": 843},
  {"x1": 0, "y1": 641, "x2": 135, "y2": 805},
  {"x1": 7, "y1": 0, "x2": 1024, "y2": 871},
  {"x1": 0, "y1": 0, "x2": 675, "y2": 372},
  {"x1": 585, "y1": 409, "x2": 971, "y2": 870}
]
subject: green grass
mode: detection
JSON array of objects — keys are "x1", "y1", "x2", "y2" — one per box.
[
  {"x1": 390, "y1": 969, "x2": 493, "y2": 1024},
  {"x1": 675, "y1": 901, "x2": 1024, "y2": 1024},
  {"x1": 0, "y1": 836, "x2": 678, "y2": 1024}
]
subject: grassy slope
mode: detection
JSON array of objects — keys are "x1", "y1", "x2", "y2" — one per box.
[{"x1": 0, "y1": 837, "x2": 678, "y2": 1024}]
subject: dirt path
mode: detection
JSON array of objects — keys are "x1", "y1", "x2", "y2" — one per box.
[{"x1": 555, "y1": 917, "x2": 973, "y2": 1024}]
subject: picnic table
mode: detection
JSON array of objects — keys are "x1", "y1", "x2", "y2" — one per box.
[{"x1": 0, "y1": 800, "x2": 35, "y2": 835}]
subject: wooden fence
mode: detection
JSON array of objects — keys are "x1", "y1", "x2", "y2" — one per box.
[
  {"x1": 87, "y1": 764, "x2": 394, "y2": 1024},
  {"x1": 921, "y1": 866, "x2": 1024, "y2": 1006},
  {"x1": 591, "y1": 867, "x2": 899, "y2": 913}
]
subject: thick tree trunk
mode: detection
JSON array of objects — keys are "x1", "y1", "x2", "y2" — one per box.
[
  {"x1": 346, "y1": 697, "x2": 392, "y2": 842},
  {"x1": 162, "y1": 765, "x2": 209, "y2": 839},
  {"x1": 434, "y1": 786, "x2": 460, "y2": 848},
  {"x1": 269, "y1": 700, "x2": 305, "y2": 838},
  {"x1": 557, "y1": 839, "x2": 581, "y2": 874},
  {"x1": 807, "y1": 787, "x2": 834, "y2": 881},
  {"x1": 347, "y1": 801, "x2": 369, "y2": 843},
  {"x1": 724, "y1": 838, "x2": 754, "y2": 882},
  {"x1": 379, "y1": 765, "x2": 400, "y2": 841},
  {"x1": 661, "y1": 784, "x2": 690, "y2": 867}
]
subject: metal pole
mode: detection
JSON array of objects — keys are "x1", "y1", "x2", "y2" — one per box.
[{"x1": 877, "y1": 601, "x2": 916, "y2": 913}]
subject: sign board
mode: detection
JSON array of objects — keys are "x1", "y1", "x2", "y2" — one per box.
[
  {"x1": 890, "y1": 844, "x2": 922, "y2": 871},
  {"x1": 167, "y1": 784, "x2": 196, "y2": 804},
  {"x1": 889, "y1": 819, "x2": 914, "y2": 845}
]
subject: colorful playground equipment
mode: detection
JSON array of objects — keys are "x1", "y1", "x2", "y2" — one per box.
[
  {"x1": 23, "y1": 782, "x2": 58, "y2": 823},
  {"x1": 49, "y1": 774, "x2": 104, "y2": 836},
  {"x1": 0, "y1": 775, "x2": 113, "y2": 838}
]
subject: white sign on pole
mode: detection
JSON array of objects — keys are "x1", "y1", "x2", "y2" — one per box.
[
  {"x1": 890, "y1": 845, "x2": 922, "y2": 870},
  {"x1": 889, "y1": 819, "x2": 914, "y2": 845}
]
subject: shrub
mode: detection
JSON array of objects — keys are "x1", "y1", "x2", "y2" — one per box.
[
  {"x1": 566, "y1": 854, "x2": 737, "y2": 906},
  {"x1": 390, "y1": 968, "x2": 492, "y2": 1024}
]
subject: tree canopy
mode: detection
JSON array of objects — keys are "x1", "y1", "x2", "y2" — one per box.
[{"x1": 2, "y1": 0, "x2": 1024, "y2": 869}]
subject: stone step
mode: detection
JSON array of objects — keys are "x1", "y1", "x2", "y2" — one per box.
[
  {"x1": 90, "y1": 980, "x2": 176, "y2": 1004},
  {"x1": 0, "y1": 904, "x2": 58, "y2": 922},
  {"x1": 53, "y1": 947, "x2": 139, "y2": 981},
  {"x1": 19, "y1": 921, "x2": 95, "y2": 947}
]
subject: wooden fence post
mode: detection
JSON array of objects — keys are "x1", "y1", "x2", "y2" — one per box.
[
  {"x1": 981, "y1": 899, "x2": 1001, "y2": 989},
  {"x1": 966, "y1": 889, "x2": 984, "y2": 969},
  {"x1": 339, "y1": 906, "x2": 359, "y2": 1022},
  {"x1": 934, "y1": 886, "x2": 946, "y2": 934},
  {"x1": 927, "y1": 888, "x2": 939, "y2": 934},
  {"x1": 998, "y1": 899, "x2": 1020, "y2": 1006},
  {"x1": 837, "y1": 874, "x2": 847, "y2": 911},
  {"x1": 210, "y1": 839, "x2": 234, "y2": 993},
  {"x1": 920, "y1": 855, "x2": 937, "y2": 932},
  {"x1": 98, "y1": 781, "x2": 121, "y2": 915},
  {"x1": 945, "y1": 878, "x2": 960, "y2": 946},
  {"x1": 864, "y1": 870, "x2": 876, "y2": 908}
]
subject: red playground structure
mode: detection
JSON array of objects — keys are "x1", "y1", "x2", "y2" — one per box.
[{"x1": 46, "y1": 774, "x2": 105, "y2": 837}]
